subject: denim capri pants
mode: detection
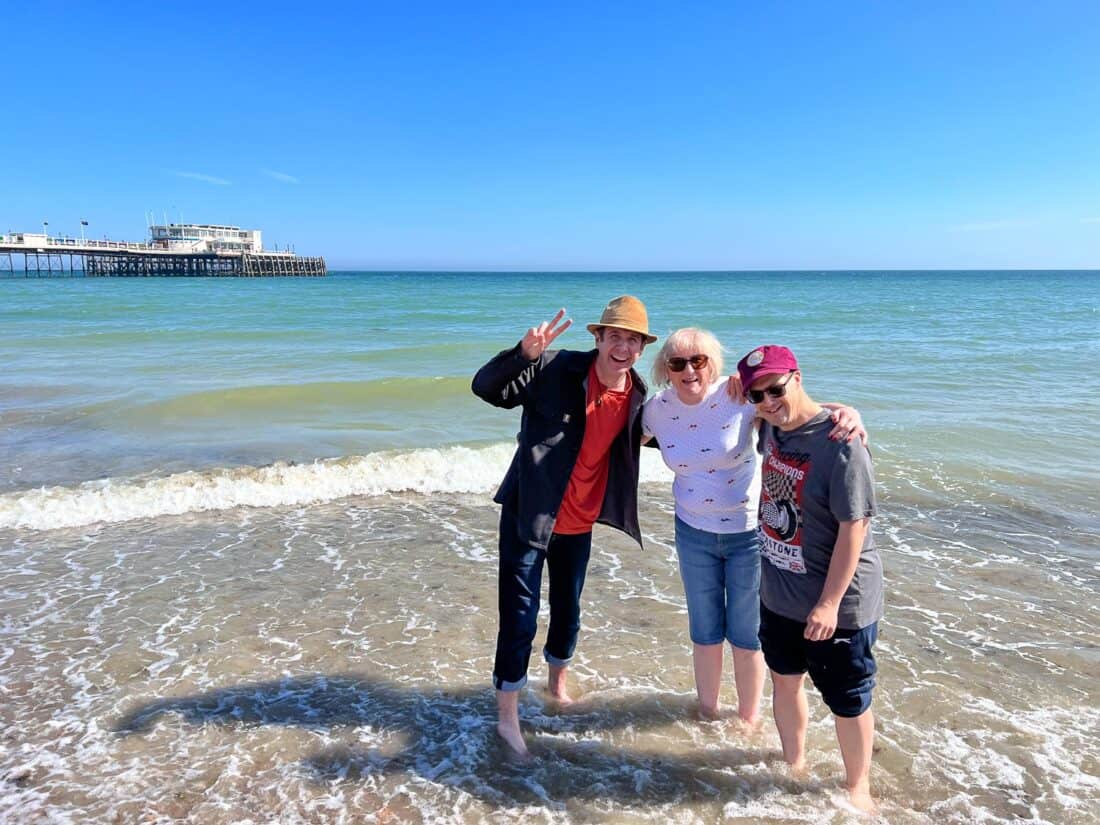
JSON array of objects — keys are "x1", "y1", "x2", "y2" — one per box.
[{"x1": 674, "y1": 516, "x2": 761, "y2": 650}]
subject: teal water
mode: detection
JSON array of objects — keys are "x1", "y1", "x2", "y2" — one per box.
[
  {"x1": 2, "y1": 271, "x2": 1099, "y2": 823},
  {"x1": 2, "y1": 271, "x2": 1098, "y2": 531}
]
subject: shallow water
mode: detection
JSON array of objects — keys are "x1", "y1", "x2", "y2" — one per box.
[
  {"x1": 1, "y1": 270, "x2": 1098, "y2": 822},
  {"x1": 2, "y1": 480, "x2": 1097, "y2": 823}
]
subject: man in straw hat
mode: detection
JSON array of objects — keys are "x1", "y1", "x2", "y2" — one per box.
[{"x1": 472, "y1": 295, "x2": 656, "y2": 757}]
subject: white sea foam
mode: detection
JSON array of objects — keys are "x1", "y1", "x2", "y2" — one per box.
[{"x1": 0, "y1": 443, "x2": 675, "y2": 532}]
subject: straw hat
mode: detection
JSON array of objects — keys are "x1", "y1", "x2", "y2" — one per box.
[{"x1": 586, "y1": 295, "x2": 657, "y2": 343}]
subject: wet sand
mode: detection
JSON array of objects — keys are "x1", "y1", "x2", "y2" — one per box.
[{"x1": 1, "y1": 485, "x2": 1098, "y2": 823}]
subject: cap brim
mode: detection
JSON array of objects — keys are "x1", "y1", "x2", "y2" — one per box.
[{"x1": 740, "y1": 366, "x2": 796, "y2": 387}]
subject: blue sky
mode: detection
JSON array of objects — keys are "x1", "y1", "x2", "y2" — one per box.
[{"x1": 3, "y1": 1, "x2": 1099, "y2": 269}]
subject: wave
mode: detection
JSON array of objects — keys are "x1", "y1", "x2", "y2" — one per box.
[{"x1": 0, "y1": 443, "x2": 675, "y2": 532}]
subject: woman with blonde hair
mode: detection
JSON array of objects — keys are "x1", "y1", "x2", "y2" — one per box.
[{"x1": 642, "y1": 328, "x2": 862, "y2": 723}]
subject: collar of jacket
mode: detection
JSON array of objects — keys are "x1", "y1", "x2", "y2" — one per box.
[{"x1": 567, "y1": 349, "x2": 649, "y2": 398}]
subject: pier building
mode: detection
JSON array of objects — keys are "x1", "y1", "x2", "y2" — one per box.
[
  {"x1": 0, "y1": 223, "x2": 325, "y2": 277},
  {"x1": 149, "y1": 223, "x2": 262, "y2": 254}
]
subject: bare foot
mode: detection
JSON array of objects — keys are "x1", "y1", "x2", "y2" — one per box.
[
  {"x1": 496, "y1": 720, "x2": 530, "y2": 760},
  {"x1": 736, "y1": 702, "x2": 761, "y2": 722},
  {"x1": 787, "y1": 758, "x2": 809, "y2": 779},
  {"x1": 732, "y1": 714, "x2": 764, "y2": 737},
  {"x1": 696, "y1": 703, "x2": 721, "y2": 722},
  {"x1": 846, "y1": 782, "x2": 876, "y2": 815},
  {"x1": 547, "y1": 664, "x2": 574, "y2": 706},
  {"x1": 548, "y1": 689, "x2": 575, "y2": 707}
]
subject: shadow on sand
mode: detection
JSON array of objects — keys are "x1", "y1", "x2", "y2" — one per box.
[{"x1": 114, "y1": 672, "x2": 817, "y2": 810}]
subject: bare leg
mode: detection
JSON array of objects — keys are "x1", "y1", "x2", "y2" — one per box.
[
  {"x1": 547, "y1": 663, "x2": 574, "y2": 705},
  {"x1": 835, "y1": 709, "x2": 876, "y2": 813},
  {"x1": 731, "y1": 646, "x2": 766, "y2": 725},
  {"x1": 771, "y1": 672, "x2": 808, "y2": 772},
  {"x1": 692, "y1": 642, "x2": 724, "y2": 718},
  {"x1": 496, "y1": 689, "x2": 529, "y2": 757}
]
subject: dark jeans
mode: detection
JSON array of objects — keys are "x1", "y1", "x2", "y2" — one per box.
[{"x1": 493, "y1": 509, "x2": 592, "y2": 691}]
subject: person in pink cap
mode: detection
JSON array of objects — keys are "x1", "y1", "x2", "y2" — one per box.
[
  {"x1": 737, "y1": 344, "x2": 882, "y2": 813},
  {"x1": 641, "y1": 329, "x2": 865, "y2": 729}
]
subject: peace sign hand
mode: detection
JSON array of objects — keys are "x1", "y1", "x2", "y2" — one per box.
[{"x1": 520, "y1": 309, "x2": 572, "y2": 361}]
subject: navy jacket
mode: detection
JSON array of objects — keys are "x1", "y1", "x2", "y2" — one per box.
[{"x1": 472, "y1": 343, "x2": 648, "y2": 550}]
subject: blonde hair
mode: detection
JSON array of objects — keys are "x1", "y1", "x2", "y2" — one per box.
[{"x1": 651, "y1": 327, "x2": 724, "y2": 387}]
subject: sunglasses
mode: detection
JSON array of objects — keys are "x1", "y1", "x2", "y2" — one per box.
[
  {"x1": 666, "y1": 354, "x2": 709, "y2": 372},
  {"x1": 747, "y1": 371, "x2": 796, "y2": 403}
]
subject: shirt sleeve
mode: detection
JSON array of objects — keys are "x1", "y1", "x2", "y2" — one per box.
[
  {"x1": 829, "y1": 441, "x2": 876, "y2": 522},
  {"x1": 471, "y1": 343, "x2": 547, "y2": 409}
]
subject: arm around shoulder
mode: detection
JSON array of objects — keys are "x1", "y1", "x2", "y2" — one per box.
[
  {"x1": 821, "y1": 402, "x2": 868, "y2": 445},
  {"x1": 473, "y1": 308, "x2": 573, "y2": 409}
]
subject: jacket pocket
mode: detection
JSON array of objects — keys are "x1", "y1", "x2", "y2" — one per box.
[
  {"x1": 538, "y1": 431, "x2": 565, "y2": 447},
  {"x1": 533, "y1": 396, "x2": 570, "y2": 446}
]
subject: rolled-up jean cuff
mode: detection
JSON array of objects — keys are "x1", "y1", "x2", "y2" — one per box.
[
  {"x1": 542, "y1": 647, "x2": 571, "y2": 667},
  {"x1": 493, "y1": 673, "x2": 528, "y2": 692}
]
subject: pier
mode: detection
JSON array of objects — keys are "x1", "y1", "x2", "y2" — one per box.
[{"x1": 1, "y1": 225, "x2": 326, "y2": 277}]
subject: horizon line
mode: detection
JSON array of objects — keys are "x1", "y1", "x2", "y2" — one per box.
[{"x1": 322, "y1": 267, "x2": 1100, "y2": 273}]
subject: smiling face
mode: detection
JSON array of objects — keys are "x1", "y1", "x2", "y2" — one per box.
[
  {"x1": 651, "y1": 328, "x2": 723, "y2": 403},
  {"x1": 749, "y1": 370, "x2": 801, "y2": 429},
  {"x1": 593, "y1": 326, "x2": 646, "y2": 388},
  {"x1": 668, "y1": 350, "x2": 714, "y2": 405}
]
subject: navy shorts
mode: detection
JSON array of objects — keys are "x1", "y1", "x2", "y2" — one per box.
[{"x1": 759, "y1": 604, "x2": 878, "y2": 718}]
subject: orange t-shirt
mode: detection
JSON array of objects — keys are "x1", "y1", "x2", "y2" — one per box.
[{"x1": 554, "y1": 364, "x2": 632, "y2": 535}]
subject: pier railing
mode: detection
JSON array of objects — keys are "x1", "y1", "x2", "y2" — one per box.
[
  {"x1": 1, "y1": 234, "x2": 326, "y2": 277},
  {"x1": 1, "y1": 235, "x2": 153, "y2": 252}
]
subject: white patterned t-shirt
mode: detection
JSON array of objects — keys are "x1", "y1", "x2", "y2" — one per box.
[{"x1": 642, "y1": 380, "x2": 761, "y2": 533}]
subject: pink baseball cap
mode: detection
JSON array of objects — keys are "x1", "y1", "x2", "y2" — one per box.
[{"x1": 737, "y1": 345, "x2": 799, "y2": 388}]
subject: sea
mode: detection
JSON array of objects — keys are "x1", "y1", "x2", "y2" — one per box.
[{"x1": 1, "y1": 270, "x2": 1097, "y2": 824}]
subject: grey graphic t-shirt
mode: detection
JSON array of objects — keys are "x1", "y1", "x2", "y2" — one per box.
[{"x1": 758, "y1": 410, "x2": 882, "y2": 629}]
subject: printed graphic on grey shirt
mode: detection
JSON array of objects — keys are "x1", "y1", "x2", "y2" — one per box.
[{"x1": 759, "y1": 447, "x2": 811, "y2": 573}]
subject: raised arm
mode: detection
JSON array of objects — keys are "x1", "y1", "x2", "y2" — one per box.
[
  {"x1": 471, "y1": 309, "x2": 572, "y2": 409},
  {"x1": 519, "y1": 308, "x2": 572, "y2": 361}
]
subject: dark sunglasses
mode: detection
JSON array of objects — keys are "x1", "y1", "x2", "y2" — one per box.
[
  {"x1": 747, "y1": 371, "x2": 796, "y2": 403},
  {"x1": 667, "y1": 354, "x2": 709, "y2": 372}
]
